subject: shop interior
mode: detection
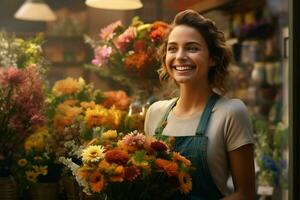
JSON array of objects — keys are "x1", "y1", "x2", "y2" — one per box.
[{"x1": 0, "y1": 0, "x2": 291, "y2": 199}]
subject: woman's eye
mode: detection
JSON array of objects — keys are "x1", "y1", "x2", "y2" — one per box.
[
  {"x1": 167, "y1": 46, "x2": 177, "y2": 52},
  {"x1": 187, "y1": 46, "x2": 199, "y2": 52}
]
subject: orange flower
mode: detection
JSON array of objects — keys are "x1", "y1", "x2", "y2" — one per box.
[
  {"x1": 102, "y1": 90, "x2": 131, "y2": 110},
  {"x1": 89, "y1": 171, "x2": 105, "y2": 193},
  {"x1": 155, "y1": 159, "x2": 178, "y2": 177},
  {"x1": 172, "y1": 152, "x2": 191, "y2": 167},
  {"x1": 178, "y1": 172, "x2": 192, "y2": 194},
  {"x1": 150, "y1": 21, "x2": 169, "y2": 43},
  {"x1": 98, "y1": 160, "x2": 111, "y2": 172},
  {"x1": 77, "y1": 168, "x2": 92, "y2": 179},
  {"x1": 110, "y1": 165, "x2": 125, "y2": 182}
]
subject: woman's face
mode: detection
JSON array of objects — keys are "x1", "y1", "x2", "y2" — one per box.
[{"x1": 165, "y1": 25, "x2": 214, "y2": 86}]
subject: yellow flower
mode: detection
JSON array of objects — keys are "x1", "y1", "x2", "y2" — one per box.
[
  {"x1": 26, "y1": 171, "x2": 39, "y2": 182},
  {"x1": 52, "y1": 77, "x2": 85, "y2": 97},
  {"x1": 85, "y1": 105, "x2": 108, "y2": 128},
  {"x1": 102, "y1": 130, "x2": 118, "y2": 140},
  {"x1": 178, "y1": 172, "x2": 192, "y2": 194},
  {"x1": 17, "y1": 159, "x2": 28, "y2": 167},
  {"x1": 81, "y1": 145, "x2": 105, "y2": 163},
  {"x1": 80, "y1": 101, "x2": 96, "y2": 109},
  {"x1": 33, "y1": 165, "x2": 48, "y2": 175},
  {"x1": 106, "y1": 107, "x2": 122, "y2": 128}
]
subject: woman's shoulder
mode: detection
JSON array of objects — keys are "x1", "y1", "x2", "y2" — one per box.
[
  {"x1": 148, "y1": 98, "x2": 177, "y2": 114},
  {"x1": 215, "y1": 96, "x2": 248, "y2": 115}
]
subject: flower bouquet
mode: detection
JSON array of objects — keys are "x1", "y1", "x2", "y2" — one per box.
[
  {"x1": 85, "y1": 17, "x2": 169, "y2": 95},
  {"x1": 61, "y1": 130, "x2": 192, "y2": 200}
]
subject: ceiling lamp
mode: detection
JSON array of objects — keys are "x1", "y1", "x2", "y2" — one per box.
[
  {"x1": 85, "y1": 0, "x2": 143, "y2": 10},
  {"x1": 14, "y1": 0, "x2": 57, "y2": 22}
]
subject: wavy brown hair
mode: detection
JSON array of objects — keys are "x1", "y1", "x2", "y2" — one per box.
[{"x1": 158, "y1": 9, "x2": 232, "y2": 94}]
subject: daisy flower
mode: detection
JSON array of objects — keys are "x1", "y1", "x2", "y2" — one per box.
[{"x1": 81, "y1": 145, "x2": 105, "y2": 163}]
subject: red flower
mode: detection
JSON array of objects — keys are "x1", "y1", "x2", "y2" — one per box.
[
  {"x1": 125, "y1": 165, "x2": 141, "y2": 181},
  {"x1": 151, "y1": 141, "x2": 168, "y2": 152},
  {"x1": 105, "y1": 149, "x2": 129, "y2": 165}
]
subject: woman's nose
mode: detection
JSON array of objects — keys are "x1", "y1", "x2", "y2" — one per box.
[{"x1": 176, "y1": 49, "x2": 188, "y2": 61}]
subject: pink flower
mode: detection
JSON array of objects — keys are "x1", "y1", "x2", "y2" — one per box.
[
  {"x1": 0, "y1": 67, "x2": 25, "y2": 87},
  {"x1": 122, "y1": 131, "x2": 146, "y2": 147},
  {"x1": 100, "y1": 20, "x2": 122, "y2": 40},
  {"x1": 115, "y1": 27, "x2": 135, "y2": 53},
  {"x1": 92, "y1": 45, "x2": 112, "y2": 67}
]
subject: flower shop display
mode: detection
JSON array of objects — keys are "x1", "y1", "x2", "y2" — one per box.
[
  {"x1": 60, "y1": 130, "x2": 192, "y2": 200},
  {"x1": 85, "y1": 17, "x2": 169, "y2": 96},
  {"x1": 14, "y1": 126, "x2": 61, "y2": 199},
  {"x1": 252, "y1": 116, "x2": 288, "y2": 197},
  {"x1": 0, "y1": 32, "x2": 48, "y2": 178}
]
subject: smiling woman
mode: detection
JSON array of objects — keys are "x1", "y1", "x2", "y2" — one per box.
[{"x1": 144, "y1": 9, "x2": 255, "y2": 200}]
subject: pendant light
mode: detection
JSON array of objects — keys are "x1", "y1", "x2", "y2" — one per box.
[
  {"x1": 14, "y1": 0, "x2": 57, "y2": 21},
  {"x1": 85, "y1": 0, "x2": 143, "y2": 10}
]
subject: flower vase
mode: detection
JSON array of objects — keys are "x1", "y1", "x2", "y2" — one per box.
[
  {"x1": 62, "y1": 176, "x2": 80, "y2": 200},
  {"x1": 127, "y1": 91, "x2": 146, "y2": 132},
  {"x1": 0, "y1": 176, "x2": 17, "y2": 200},
  {"x1": 28, "y1": 182, "x2": 59, "y2": 200}
]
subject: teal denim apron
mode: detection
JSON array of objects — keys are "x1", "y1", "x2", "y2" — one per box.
[{"x1": 154, "y1": 94, "x2": 224, "y2": 200}]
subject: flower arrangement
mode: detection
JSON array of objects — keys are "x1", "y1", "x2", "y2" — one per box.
[
  {"x1": 47, "y1": 77, "x2": 141, "y2": 169},
  {"x1": 0, "y1": 65, "x2": 47, "y2": 176},
  {"x1": 85, "y1": 17, "x2": 169, "y2": 93},
  {"x1": 0, "y1": 31, "x2": 48, "y2": 69},
  {"x1": 15, "y1": 127, "x2": 60, "y2": 192},
  {"x1": 60, "y1": 130, "x2": 192, "y2": 200}
]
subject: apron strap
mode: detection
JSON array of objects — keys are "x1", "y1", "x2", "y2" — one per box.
[
  {"x1": 154, "y1": 98, "x2": 178, "y2": 135},
  {"x1": 196, "y1": 93, "x2": 220, "y2": 136}
]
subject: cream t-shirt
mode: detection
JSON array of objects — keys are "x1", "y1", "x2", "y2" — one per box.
[{"x1": 144, "y1": 96, "x2": 254, "y2": 195}]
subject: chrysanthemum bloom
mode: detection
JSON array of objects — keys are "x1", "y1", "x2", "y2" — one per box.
[
  {"x1": 101, "y1": 90, "x2": 131, "y2": 111},
  {"x1": 150, "y1": 21, "x2": 169, "y2": 44},
  {"x1": 115, "y1": 26, "x2": 135, "y2": 53},
  {"x1": 80, "y1": 101, "x2": 96, "y2": 109},
  {"x1": 101, "y1": 130, "x2": 118, "y2": 140},
  {"x1": 17, "y1": 158, "x2": 28, "y2": 167},
  {"x1": 123, "y1": 50, "x2": 156, "y2": 77},
  {"x1": 150, "y1": 141, "x2": 168, "y2": 152},
  {"x1": 52, "y1": 77, "x2": 85, "y2": 97},
  {"x1": 100, "y1": 20, "x2": 122, "y2": 40},
  {"x1": 84, "y1": 105, "x2": 108, "y2": 128},
  {"x1": 110, "y1": 165, "x2": 125, "y2": 182},
  {"x1": 98, "y1": 160, "x2": 111, "y2": 172},
  {"x1": 178, "y1": 172, "x2": 192, "y2": 194},
  {"x1": 125, "y1": 165, "x2": 141, "y2": 181},
  {"x1": 81, "y1": 145, "x2": 105, "y2": 163},
  {"x1": 106, "y1": 107, "x2": 122, "y2": 128},
  {"x1": 26, "y1": 170, "x2": 39, "y2": 182},
  {"x1": 89, "y1": 171, "x2": 105, "y2": 193},
  {"x1": 155, "y1": 159, "x2": 178, "y2": 177},
  {"x1": 105, "y1": 149, "x2": 129, "y2": 165},
  {"x1": 172, "y1": 152, "x2": 191, "y2": 167},
  {"x1": 122, "y1": 131, "x2": 146, "y2": 147}
]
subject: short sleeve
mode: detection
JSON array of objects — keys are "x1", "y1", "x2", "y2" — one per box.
[
  {"x1": 144, "y1": 103, "x2": 153, "y2": 135},
  {"x1": 224, "y1": 99, "x2": 254, "y2": 151}
]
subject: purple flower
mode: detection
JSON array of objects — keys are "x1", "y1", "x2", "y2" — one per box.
[{"x1": 92, "y1": 45, "x2": 112, "y2": 67}]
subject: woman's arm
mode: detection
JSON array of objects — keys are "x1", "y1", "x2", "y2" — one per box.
[{"x1": 221, "y1": 144, "x2": 255, "y2": 200}]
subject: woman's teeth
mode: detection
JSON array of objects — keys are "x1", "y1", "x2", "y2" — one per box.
[{"x1": 174, "y1": 66, "x2": 193, "y2": 71}]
